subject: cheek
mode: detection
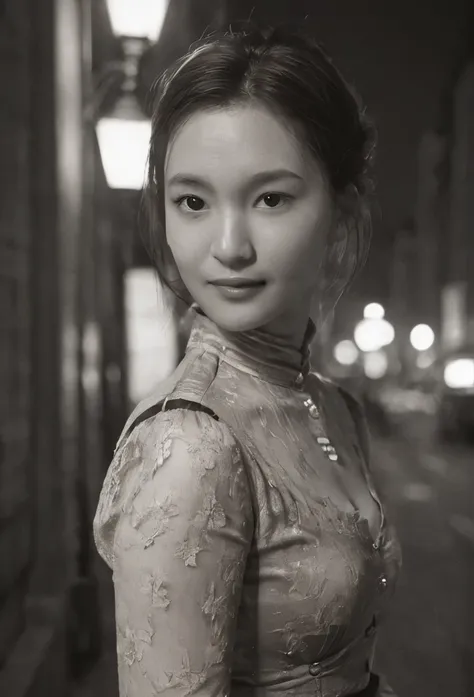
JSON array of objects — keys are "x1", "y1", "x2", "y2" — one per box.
[
  {"x1": 165, "y1": 210, "x2": 206, "y2": 269},
  {"x1": 263, "y1": 214, "x2": 328, "y2": 280}
]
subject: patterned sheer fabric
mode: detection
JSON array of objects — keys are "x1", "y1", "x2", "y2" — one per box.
[{"x1": 94, "y1": 307, "x2": 402, "y2": 697}]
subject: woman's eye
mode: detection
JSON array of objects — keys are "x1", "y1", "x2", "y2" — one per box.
[
  {"x1": 175, "y1": 195, "x2": 206, "y2": 212},
  {"x1": 256, "y1": 193, "x2": 291, "y2": 209}
]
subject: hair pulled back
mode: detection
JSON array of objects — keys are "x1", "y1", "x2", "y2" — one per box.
[{"x1": 143, "y1": 23, "x2": 376, "y2": 313}]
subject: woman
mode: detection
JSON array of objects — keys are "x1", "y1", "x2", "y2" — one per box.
[{"x1": 94, "y1": 25, "x2": 402, "y2": 697}]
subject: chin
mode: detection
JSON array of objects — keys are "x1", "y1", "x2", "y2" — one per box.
[
  {"x1": 210, "y1": 313, "x2": 265, "y2": 333},
  {"x1": 192, "y1": 288, "x2": 281, "y2": 334}
]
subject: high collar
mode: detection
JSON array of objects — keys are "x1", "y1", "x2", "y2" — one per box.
[{"x1": 186, "y1": 305, "x2": 316, "y2": 389}]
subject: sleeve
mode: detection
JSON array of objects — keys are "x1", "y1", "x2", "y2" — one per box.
[{"x1": 93, "y1": 408, "x2": 254, "y2": 697}]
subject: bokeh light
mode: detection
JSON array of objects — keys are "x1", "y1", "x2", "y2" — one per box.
[
  {"x1": 363, "y1": 351, "x2": 388, "y2": 379},
  {"x1": 334, "y1": 340, "x2": 359, "y2": 365},
  {"x1": 354, "y1": 318, "x2": 395, "y2": 352},
  {"x1": 444, "y1": 359, "x2": 474, "y2": 389},
  {"x1": 363, "y1": 303, "x2": 385, "y2": 320},
  {"x1": 410, "y1": 324, "x2": 435, "y2": 351}
]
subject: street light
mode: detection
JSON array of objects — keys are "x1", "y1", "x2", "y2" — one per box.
[
  {"x1": 96, "y1": 1, "x2": 170, "y2": 189},
  {"x1": 96, "y1": 94, "x2": 151, "y2": 190},
  {"x1": 105, "y1": 0, "x2": 169, "y2": 41}
]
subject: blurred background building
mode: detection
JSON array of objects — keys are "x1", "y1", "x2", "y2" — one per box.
[{"x1": 0, "y1": 1, "x2": 473, "y2": 696}]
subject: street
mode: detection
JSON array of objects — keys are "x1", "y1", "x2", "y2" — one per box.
[
  {"x1": 73, "y1": 414, "x2": 474, "y2": 697},
  {"x1": 373, "y1": 414, "x2": 474, "y2": 697}
]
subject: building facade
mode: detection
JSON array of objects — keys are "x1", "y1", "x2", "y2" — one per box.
[
  {"x1": 0, "y1": 1, "x2": 128, "y2": 694},
  {"x1": 441, "y1": 59, "x2": 474, "y2": 351}
]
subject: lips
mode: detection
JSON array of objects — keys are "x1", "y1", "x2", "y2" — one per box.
[{"x1": 210, "y1": 278, "x2": 266, "y2": 288}]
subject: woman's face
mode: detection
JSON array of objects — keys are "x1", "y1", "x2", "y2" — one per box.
[{"x1": 164, "y1": 103, "x2": 335, "y2": 339}]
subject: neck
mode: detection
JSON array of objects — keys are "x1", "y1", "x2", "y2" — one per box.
[
  {"x1": 258, "y1": 299, "x2": 314, "y2": 350},
  {"x1": 187, "y1": 304, "x2": 316, "y2": 389}
]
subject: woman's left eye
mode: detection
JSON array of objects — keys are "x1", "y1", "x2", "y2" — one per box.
[{"x1": 256, "y1": 193, "x2": 292, "y2": 209}]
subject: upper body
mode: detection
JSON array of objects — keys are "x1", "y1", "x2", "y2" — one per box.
[
  {"x1": 94, "y1": 22, "x2": 402, "y2": 697},
  {"x1": 94, "y1": 309, "x2": 402, "y2": 697}
]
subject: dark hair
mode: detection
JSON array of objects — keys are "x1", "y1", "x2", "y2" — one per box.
[{"x1": 142, "y1": 24, "x2": 376, "y2": 313}]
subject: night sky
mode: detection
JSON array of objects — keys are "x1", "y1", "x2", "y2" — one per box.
[{"x1": 226, "y1": 0, "x2": 468, "y2": 299}]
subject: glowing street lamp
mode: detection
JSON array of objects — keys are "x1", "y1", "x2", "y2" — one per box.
[
  {"x1": 105, "y1": 0, "x2": 170, "y2": 41},
  {"x1": 96, "y1": 94, "x2": 151, "y2": 190}
]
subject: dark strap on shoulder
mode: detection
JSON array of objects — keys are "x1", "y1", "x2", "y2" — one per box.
[{"x1": 123, "y1": 398, "x2": 220, "y2": 443}]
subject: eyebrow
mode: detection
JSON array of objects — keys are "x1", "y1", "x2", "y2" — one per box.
[{"x1": 166, "y1": 168, "x2": 304, "y2": 190}]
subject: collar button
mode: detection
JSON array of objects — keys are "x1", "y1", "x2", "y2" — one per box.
[{"x1": 295, "y1": 372, "x2": 304, "y2": 386}]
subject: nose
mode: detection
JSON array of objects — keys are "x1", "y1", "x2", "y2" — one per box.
[{"x1": 210, "y1": 212, "x2": 255, "y2": 268}]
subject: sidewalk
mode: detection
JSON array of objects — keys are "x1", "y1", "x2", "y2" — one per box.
[{"x1": 71, "y1": 563, "x2": 118, "y2": 697}]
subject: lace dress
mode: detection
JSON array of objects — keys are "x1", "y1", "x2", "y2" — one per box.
[{"x1": 94, "y1": 308, "x2": 402, "y2": 697}]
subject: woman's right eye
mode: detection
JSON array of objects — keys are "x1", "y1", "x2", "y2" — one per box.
[{"x1": 174, "y1": 195, "x2": 207, "y2": 212}]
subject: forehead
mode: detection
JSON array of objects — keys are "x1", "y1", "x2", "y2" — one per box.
[{"x1": 165, "y1": 104, "x2": 318, "y2": 181}]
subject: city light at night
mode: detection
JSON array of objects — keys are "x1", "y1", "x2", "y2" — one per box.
[
  {"x1": 105, "y1": 0, "x2": 169, "y2": 41},
  {"x1": 333, "y1": 340, "x2": 359, "y2": 365},
  {"x1": 363, "y1": 302, "x2": 385, "y2": 320},
  {"x1": 410, "y1": 324, "x2": 435, "y2": 351},
  {"x1": 444, "y1": 358, "x2": 474, "y2": 389},
  {"x1": 354, "y1": 317, "x2": 395, "y2": 353}
]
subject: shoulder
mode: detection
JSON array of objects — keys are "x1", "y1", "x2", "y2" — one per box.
[
  {"x1": 93, "y1": 408, "x2": 251, "y2": 567},
  {"x1": 125, "y1": 407, "x2": 243, "y2": 494},
  {"x1": 114, "y1": 350, "x2": 221, "y2": 454}
]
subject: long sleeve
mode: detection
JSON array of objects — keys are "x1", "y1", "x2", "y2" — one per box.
[{"x1": 93, "y1": 408, "x2": 254, "y2": 697}]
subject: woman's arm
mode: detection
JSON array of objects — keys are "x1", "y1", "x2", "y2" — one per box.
[{"x1": 94, "y1": 408, "x2": 254, "y2": 697}]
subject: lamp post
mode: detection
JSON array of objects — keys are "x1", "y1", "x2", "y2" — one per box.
[
  {"x1": 95, "y1": 0, "x2": 170, "y2": 190},
  {"x1": 67, "y1": 1, "x2": 170, "y2": 677}
]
